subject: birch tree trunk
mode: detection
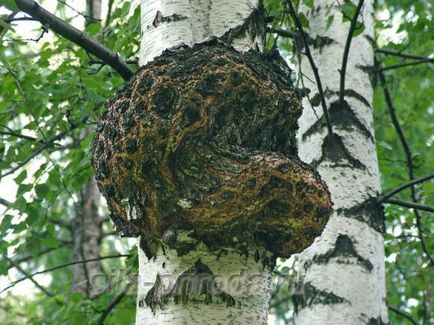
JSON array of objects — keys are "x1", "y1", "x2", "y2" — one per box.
[
  {"x1": 136, "y1": 2, "x2": 271, "y2": 323},
  {"x1": 127, "y1": 1, "x2": 332, "y2": 324},
  {"x1": 93, "y1": 0, "x2": 332, "y2": 323},
  {"x1": 294, "y1": 1, "x2": 388, "y2": 324}
]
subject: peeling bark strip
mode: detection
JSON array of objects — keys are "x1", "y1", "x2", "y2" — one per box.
[
  {"x1": 92, "y1": 42, "x2": 332, "y2": 259},
  {"x1": 295, "y1": 1, "x2": 388, "y2": 324}
]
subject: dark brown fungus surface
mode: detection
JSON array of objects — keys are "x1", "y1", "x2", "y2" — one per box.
[{"x1": 92, "y1": 42, "x2": 332, "y2": 258}]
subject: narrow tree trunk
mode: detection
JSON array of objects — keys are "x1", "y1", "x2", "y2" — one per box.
[
  {"x1": 136, "y1": 1, "x2": 272, "y2": 323},
  {"x1": 294, "y1": 1, "x2": 388, "y2": 324},
  {"x1": 71, "y1": 0, "x2": 103, "y2": 295},
  {"x1": 72, "y1": 177, "x2": 102, "y2": 294}
]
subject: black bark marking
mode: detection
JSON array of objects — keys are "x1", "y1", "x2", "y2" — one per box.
[
  {"x1": 368, "y1": 316, "x2": 388, "y2": 325},
  {"x1": 145, "y1": 259, "x2": 236, "y2": 312},
  {"x1": 311, "y1": 133, "x2": 366, "y2": 170},
  {"x1": 309, "y1": 35, "x2": 336, "y2": 52},
  {"x1": 310, "y1": 88, "x2": 371, "y2": 109},
  {"x1": 305, "y1": 234, "x2": 373, "y2": 272},
  {"x1": 337, "y1": 197, "x2": 385, "y2": 234},
  {"x1": 145, "y1": 273, "x2": 168, "y2": 313},
  {"x1": 220, "y1": 3, "x2": 266, "y2": 47},
  {"x1": 152, "y1": 11, "x2": 188, "y2": 27},
  {"x1": 293, "y1": 282, "x2": 349, "y2": 313},
  {"x1": 303, "y1": 99, "x2": 372, "y2": 141}
]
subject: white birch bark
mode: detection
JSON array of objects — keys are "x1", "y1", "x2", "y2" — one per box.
[
  {"x1": 294, "y1": 1, "x2": 388, "y2": 324},
  {"x1": 136, "y1": 1, "x2": 273, "y2": 324},
  {"x1": 139, "y1": 0, "x2": 262, "y2": 65}
]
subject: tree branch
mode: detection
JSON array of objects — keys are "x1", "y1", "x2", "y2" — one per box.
[
  {"x1": 0, "y1": 130, "x2": 37, "y2": 141},
  {"x1": 14, "y1": 0, "x2": 134, "y2": 81},
  {"x1": 384, "y1": 198, "x2": 434, "y2": 213},
  {"x1": 266, "y1": 27, "x2": 298, "y2": 39},
  {"x1": 376, "y1": 58, "x2": 433, "y2": 72},
  {"x1": 0, "y1": 197, "x2": 12, "y2": 207},
  {"x1": 339, "y1": 0, "x2": 364, "y2": 105},
  {"x1": 376, "y1": 48, "x2": 434, "y2": 61},
  {"x1": 380, "y1": 173, "x2": 434, "y2": 202},
  {"x1": 284, "y1": 0, "x2": 332, "y2": 136},
  {"x1": 6, "y1": 247, "x2": 59, "y2": 271},
  {"x1": 377, "y1": 63, "x2": 433, "y2": 265},
  {"x1": 0, "y1": 116, "x2": 86, "y2": 181},
  {"x1": 48, "y1": 217, "x2": 72, "y2": 231},
  {"x1": 96, "y1": 281, "x2": 133, "y2": 325},
  {"x1": 1, "y1": 254, "x2": 130, "y2": 294},
  {"x1": 388, "y1": 306, "x2": 418, "y2": 325},
  {"x1": 3, "y1": 255, "x2": 54, "y2": 297}
]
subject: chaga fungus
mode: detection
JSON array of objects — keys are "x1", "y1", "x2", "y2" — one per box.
[{"x1": 92, "y1": 42, "x2": 332, "y2": 258}]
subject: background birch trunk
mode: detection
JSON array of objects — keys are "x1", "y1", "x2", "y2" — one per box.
[
  {"x1": 71, "y1": 0, "x2": 103, "y2": 296},
  {"x1": 294, "y1": 1, "x2": 388, "y2": 324}
]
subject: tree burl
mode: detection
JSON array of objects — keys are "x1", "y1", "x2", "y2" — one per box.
[{"x1": 92, "y1": 42, "x2": 332, "y2": 258}]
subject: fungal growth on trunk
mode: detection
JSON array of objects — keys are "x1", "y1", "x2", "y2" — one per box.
[{"x1": 92, "y1": 41, "x2": 332, "y2": 259}]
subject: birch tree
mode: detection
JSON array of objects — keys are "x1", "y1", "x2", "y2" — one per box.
[
  {"x1": 1, "y1": 0, "x2": 432, "y2": 324},
  {"x1": 289, "y1": 1, "x2": 388, "y2": 323},
  {"x1": 92, "y1": 0, "x2": 331, "y2": 323}
]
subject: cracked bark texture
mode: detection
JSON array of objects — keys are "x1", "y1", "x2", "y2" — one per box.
[
  {"x1": 294, "y1": 1, "x2": 388, "y2": 324},
  {"x1": 92, "y1": 0, "x2": 333, "y2": 323}
]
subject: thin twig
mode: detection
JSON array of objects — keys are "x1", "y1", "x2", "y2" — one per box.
[
  {"x1": 339, "y1": 0, "x2": 364, "y2": 105},
  {"x1": 266, "y1": 27, "x2": 298, "y2": 39},
  {"x1": 48, "y1": 217, "x2": 72, "y2": 230},
  {"x1": 0, "y1": 12, "x2": 17, "y2": 35},
  {"x1": 1, "y1": 254, "x2": 130, "y2": 294},
  {"x1": 376, "y1": 59, "x2": 433, "y2": 72},
  {"x1": 0, "y1": 197, "x2": 12, "y2": 207},
  {"x1": 96, "y1": 281, "x2": 133, "y2": 325},
  {"x1": 105, "y1": 0, "x2": 115, "y2": 28},
  {"x1": 6, "y1": 248, "x2": 59, "y2": 271},
  {"x1": 0, "y1": 130, "x2": 37, "y2": 141},
  {"x1": 378, "y1": 64, "x2": 434, "y2": 265},
  {"x1": 4, "y1": 16, "x2": 37, "y2": 23},
  {"x1": 388, "y1": 306, "x2": 418, "y2": 325},
  {"x1": 14, "y1": 0, "x2": 133, "y2": 80},
  {"x1": 284, "y1": 0, "x2": 332, "y2": 136},
  {"x1": 0, "y1": 127, "x2": 76, "y2": 180},
  {"x1": 3, "y1": 255, "x2": 54, "y2": 297},
  {"x1": 380, "y1": 173, "x2": 434, "y2": 202},
  {"x1": 384, "y1": 198, "x2": 434, "y2": 213},
  {"x1": 56, "y1": 0, "x2": 100, "y2": 23},
  {"x1": 376, "y1": 48, "x2": 434, "y2": 61}
]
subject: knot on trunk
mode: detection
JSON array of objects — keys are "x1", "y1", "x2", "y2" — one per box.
[{"x1": 92, "y1": 42, "x2": 332, "y2": 258}]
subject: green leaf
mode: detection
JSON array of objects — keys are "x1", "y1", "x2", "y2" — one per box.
[
  {"x1": 325, "y1": 14, "x2": 334, "y2": 31},
  {"x1": 0, "y1": 214, "x2": 13, "y2": 234},
  {"x1": 35, "y1": 183, "x2": 49, "y2": 198},
  {"x1": 341, "y1": 1, "x2": 356, "y2": 22},
  {"x1": 14, "y1": 196, "x2": 27, "y2": 212},
  {"x1": 0, "y1": 258, "x2": 8, "y2": 275},
  {"x1": 352, "y1": 22, "x2": 365, "y2": 37},
  {"x1": 298, "y1": 12, "x2": 310, "y2": 28},
  {"x1": 1, "y1": 0, "x2": 18, "y2": 11},
  {"x1": 14, "y1": 170, "x2": 27, "y2": 183},
  {"x1": 303, "y1": 0, "x2": 314, "y2": 10}
]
